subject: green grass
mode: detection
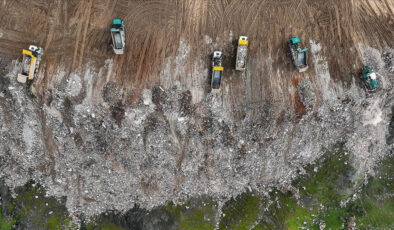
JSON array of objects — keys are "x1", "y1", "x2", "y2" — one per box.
[
  {"x1": 165, "y1": 197, "x2": 217, "y2": 230},
  {"x1": 46, "y1": 216, "x2": 60, "y2": 230},
  {"x1": 0, "y1": 207, "x2": 16, "y2": 230},
  {"x1": 354, "y1": 154, "x2": 394, "y2": 229},
  {"x1": 219, "y1": 193, "x2": 260, "y2": 230},
  {"x1": 0, "y1": 181, "x2": 72, "y2": 230},
  {"x1": 285, "y1": 204, "x2": 314, "y2": 229},
  {"x1": 1, "y1": 144, "x2": 393, "y2": 229},
  {"x1": 294, "y1": 144, "x2": 355, "y2": 207},
  {"x1": 256, "y1": 143, "x2": 357, "y2": 229},
  {"x1": 357, "y1": 199, "x2": 394, "y2": 228},
  {"x1": 101, "y1": 223, "x2": 124, "y2": 230}
]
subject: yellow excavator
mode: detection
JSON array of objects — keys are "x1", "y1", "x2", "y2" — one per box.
[{"x1": 17, "y1": 45, "x2": 44, "y2": 83}]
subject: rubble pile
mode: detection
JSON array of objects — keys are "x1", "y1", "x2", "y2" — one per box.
[
  {"x1": 297, "y1": 79, "x2": 316, "y2": 108},
  {"x1": 0, "y1": 47, "x2": 393, "y2": 218}
]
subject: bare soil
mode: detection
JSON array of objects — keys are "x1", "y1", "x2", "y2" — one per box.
[{"x1": 0, "y1": 0, "x2": 393, "y2": 219}]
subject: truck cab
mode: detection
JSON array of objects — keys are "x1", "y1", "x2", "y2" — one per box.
[{"x1": 211, "y1": 51, "x2": 223, "y2": 93}]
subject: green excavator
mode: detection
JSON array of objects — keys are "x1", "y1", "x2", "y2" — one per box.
[
  {"x1": 361, "y1": 65, "x2": 379, "y2": 92},
  {"x1": 288, "y1": 37, "x2": 309, "y2": 72}
]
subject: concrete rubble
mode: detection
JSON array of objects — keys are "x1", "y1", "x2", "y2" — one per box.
[{"x1": 0, "y1": 45, "x2": 393, "y2": 218}]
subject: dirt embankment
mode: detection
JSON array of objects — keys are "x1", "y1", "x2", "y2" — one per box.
[{"x1": 0, "y1": 0, "x2": 393, "y2": 217}]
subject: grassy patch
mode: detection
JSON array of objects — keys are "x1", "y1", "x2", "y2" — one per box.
[
  {"x1": 165, "y1": 197, "x2": 217, "y2": 230},
  {"x1": 0, "y1": 207, "x2": 16, "y2": 230},
  {"x1": 219, "y1": 193, "x2": 260, "y2": 230},
  {"x1": 355, "y1": 154, "x2": 394, "y2": 229},
  {"x1": 101, "y1": 223, "x2": 124, "y2": 230},
  {"x1": 0, "y1": 181, "x2": 72, "y2": 230},
  {"x1": 257, "y1": 143, "x2": 356, "y2": 229},
  {"x1": 294, "y1": 143, "x2": 355, "y2": 207}
]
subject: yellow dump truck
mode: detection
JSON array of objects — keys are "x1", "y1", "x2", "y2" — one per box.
[
  {"x1": 17, "y1": 45, "x2": 44, "y2": 83},
  {"x1": 235, "y1": 36, "x2": 248, "y2": 71},
  {"x1": 211, "y1": 51, "x2": 223, "y2": 93}
]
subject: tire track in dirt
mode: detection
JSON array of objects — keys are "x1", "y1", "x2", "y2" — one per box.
[
  {"x1": 70, "y1": 1, "x2": 86, "y2": 72},
  {"x1": 1, "y1": 0, "x2": 393, "y2": 112},
  {"x1": 78, "y1": 0, "x2": 92, "y2": 70},
  {"x1": 44, "y1": 0, "x2": 61, "y2": 51}
]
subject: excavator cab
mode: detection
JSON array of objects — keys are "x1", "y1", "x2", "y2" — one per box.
[
  {"x1": 110, "y1": 19, "x2": 125, "y2": 54},
  {"x1": 17, "y1": 45, "x2": 44, "y2": 83},
  {"x1": 288, "y1": 37, "x2": 309, "y2": 72},
  {"x1": 362, "y1": 66, "x2": 379, "y2": 91}
]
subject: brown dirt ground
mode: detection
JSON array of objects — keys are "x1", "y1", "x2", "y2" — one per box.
[{"x1": 0, "y1": 0, "x2": 393, "y2": 117}]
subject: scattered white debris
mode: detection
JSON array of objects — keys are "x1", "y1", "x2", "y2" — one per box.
[
  {"x1": 204, "y1": 35, "x2": 212, "y2": 44},
  {"x1": 0, "y1": 44, "x2": 392, "y2": 219}
]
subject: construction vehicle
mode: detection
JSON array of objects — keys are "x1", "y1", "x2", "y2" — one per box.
[
  {"x1": 110, "y1": 19, "x2": 125, "y2": 55},
  {"x1": 288, "y1": 37, "x2": 308, "y2": 72},
  {"x1": 211, "y1": 51, "x2": 223, "y2": 92},
  {"x1": 235, "y1": 36, "x2": 248, "y2": 71},
  {"x1": 17, "y1": 45, "x2": 44, "y2": 83},
  {"x1": 361, "y1": 65, "x2": 379, "y2": 92}
]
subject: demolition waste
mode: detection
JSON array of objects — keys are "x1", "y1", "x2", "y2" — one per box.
[{"x1": 0, "y1": 44, "x2": 393, "y2": 220}]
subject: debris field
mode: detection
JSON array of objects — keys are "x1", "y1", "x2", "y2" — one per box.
[{"x1": 0, "y1": 0, "x2": 393, "y2": 218}]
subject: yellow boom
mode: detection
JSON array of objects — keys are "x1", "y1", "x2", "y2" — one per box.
[{"x1": 22, "y1": 49, "x2": 36, "y2": 80}]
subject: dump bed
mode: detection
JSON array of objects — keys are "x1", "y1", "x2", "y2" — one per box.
[
  {"x1": 111, "y1": 19, "x2": 125, "y2": 55},
  {"x1": 236, "y1": 36, "x2": 248, "y2": 71},
  {"x1": 211, "y1": 51, "x2": 223, "y2": 92},
  {"x1": 212, "y1": 68, "x2": 222, "y2": 89},
  {"x1": 296, "y1": 50, "x2": 308, "y2": 72},
  {"x1": 111, "y1": 29, "x2": 125, "y2": 54},
  {"x1": 113, "y1": 31, "x2": 123, "y2": 49}
]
